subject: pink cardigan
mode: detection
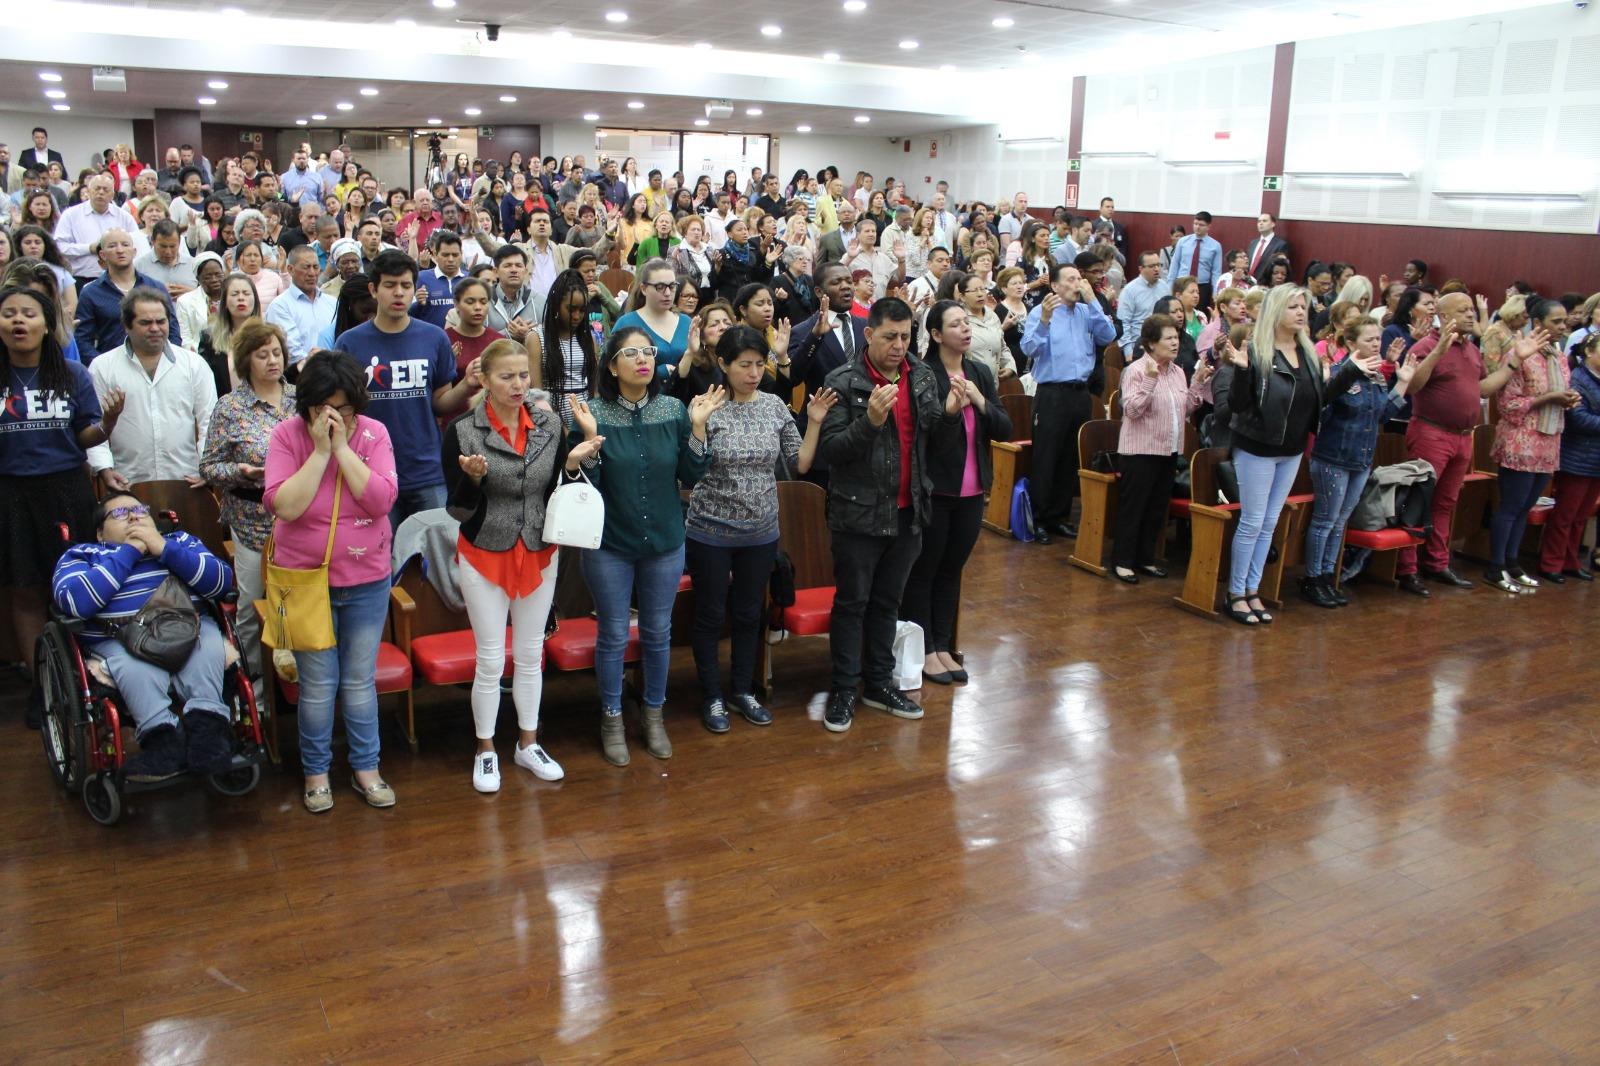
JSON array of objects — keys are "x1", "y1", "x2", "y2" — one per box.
[
  {"x1": 1119, "y1": 355, "x2": 1203, "y2": 456},
  {"x1": 264, "y1": 414, "x2": 399, "y2": 587}
]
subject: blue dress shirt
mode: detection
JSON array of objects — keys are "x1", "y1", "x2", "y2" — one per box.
[
  {"x1": 1170, "y1": 234, "x2": 1223, "y2": 285},
  {"x1": 1020, "y1": 298, "x2": 1117, "y2": 383}
]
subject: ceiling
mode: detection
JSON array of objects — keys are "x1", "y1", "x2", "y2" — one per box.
[{"x1": 0, "y1": 62, "x2": 956, "y2": 136}]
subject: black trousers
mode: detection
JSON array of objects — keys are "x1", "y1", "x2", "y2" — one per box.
[
  {"x1": 1029, "y1": 383, "x2": 1093, "y2": 526},
  {"x1": 829, "y1": 507, "x2": 920, "y2": 692},
  {"x1": 1113, "y1": 453, "x2": 1176, "y2": 569},
  {"x1": 684, "y1": 537, "x2": 777, "y2": 701},
  {"x1": 900, "y1": 494, "x2": 984, "y2": 653}
]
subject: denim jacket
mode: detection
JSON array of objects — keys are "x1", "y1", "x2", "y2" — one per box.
[
  {"x1": 1559, "y1": 363, "x2": 1600, "y2": 479},
  {"x1": 1311, "y1": 367, "x2": 1407, "y2": 471}
]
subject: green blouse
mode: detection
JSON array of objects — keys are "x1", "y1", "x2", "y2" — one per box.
[{"x1": 575, "y1": 393, "x2": 709, "y2": 559}]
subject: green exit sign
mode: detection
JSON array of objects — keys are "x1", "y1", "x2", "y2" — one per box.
[
  {"x1": 1262, "y1": 175, "x2": 1283, "y2": 192},
  {"x1": 1068, "y1": 158, "x2": 1082, "y2": 172}
]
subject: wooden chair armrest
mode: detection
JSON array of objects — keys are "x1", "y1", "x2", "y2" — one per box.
[
  {"x1": 991, "y1": 441, "x2": 1023, "y2": 454},
  {"x1": 388, "y1": 586, "x2": 416, "y2": 653},
  {"x1": 1189, "y1": 504, "x2": 1236, "y2": 520},
  {"x1": 1079, "y1": 470, "x2": 1116, "y2": 484}
]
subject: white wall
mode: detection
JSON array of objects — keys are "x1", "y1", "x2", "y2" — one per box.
[
  {"x1": 1283, "y1": 6, "x2": 1600, "y2": 234},
  {"x1": 542, "y1": 122, "x2": 599, "y2": 164},
  {"x1": 0, "y1": 110, "x2": 136, "y2": 174},
  {"x1": 772, "y1": 133, "x2": 908, "y2": 197}
]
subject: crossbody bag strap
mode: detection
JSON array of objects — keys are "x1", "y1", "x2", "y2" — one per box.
[{"x1": 321, "y1": 475, "x2": 344, "y2": 567}]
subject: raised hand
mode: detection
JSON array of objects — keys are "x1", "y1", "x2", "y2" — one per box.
[
  {"x1": 1040, "y1": 292, "x2": 1064, "y2": 324},
  {"x1": 100, "y1": 388, "x2": 127, "y2": 434},
  {"x1": 1221, "y1": 339, "x2": 1249, "y2": 368},
  {"x1": 1511, "y1": 327, "x2": 1551, "y2": 366},
  {"x1": 309, "y1": 403, "x2": 334, "y2": 453},
  {"x1": 1384, "y1": 337, "x2": 1406, "y2": 364},
  {"x1": 572, "y1": 399, "x2": 599, "y2": 440},
  {"x1": 1352, "y1": 351, "x2": 1384, "y2": 378},
  {"x1": 689, "y1": 384, "x2": 727, "y2": 431},
  {"x1": 892, "y1": 238, "x2": 906, "y2": 260},
  {"x1": 807, "y1": 387, "x2": 840, "y2": 424},
  {"x1": 1378, "y1": 273, "x2": 1389, "y2": 292},
  {"x1": 1396, "y1": 349, "x2": 1422, "y2": 386},
  {"x1": 817, "y1": 294, "x2": 835, "y2": 332},
  {"x1": 458, "y1": 453, "x2": 489, "y2": 483},
  {"x1": 961, "y1": 377, "x2": 985, "y2": 411},
  {"x1": 687, "y1": 317, "x2": 702, "y2": 357},
  {"x1": 773, "y1": 319, "x2": 792, "y2": 359},
  {"x1": 866, "y1": 382, "x2": 898, "y2": 426},
  {"x1": 1194, "y1": 360, "x2": 1215, "y2": 387},
  {"x1": 944, "y1": 377, "x2": 969, "y2": 414},
  {"x1": 568, "y1": 435, "x2": 605, "y2": 466},
  {"x1": 1409, "y1": 318, "x2": 1431, "y2": 342},
  {"x1": 326, "y1": 406, "x2": 349, "y2": 452}
]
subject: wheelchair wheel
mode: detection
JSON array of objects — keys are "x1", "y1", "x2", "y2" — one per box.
[
  {"x1": 37, "y1": 627, "x2": 87, "y2": 792},
  {"x1": 82, "y1": 773, "x2": 123, "y2": 826},
  {"x1": 207, "y1": 763, "x2": 261, "y2": 797}
]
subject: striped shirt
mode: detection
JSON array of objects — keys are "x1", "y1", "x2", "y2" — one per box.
[
  {"x1": 51, "y1": 532, "x2": 232, "y2": 646},
  {"x1": 1117, "y1": 356, "x2": 1205, "y2": 457}
]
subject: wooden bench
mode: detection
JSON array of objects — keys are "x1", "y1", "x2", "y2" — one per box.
[
  {"x1": 983, "y1": 392, "x2": 1034, "y2": 537},
  {"x1": 1456, "y1": 422, "x2": 1500, "y2": 562},
  {"x1": 1068, "y1": 419, "x2": 1122, "y2": 576},
  {"x1": 1173, "y1": 447, "x2": 1291, "y2": 617},
  {"x1": 760, "y1": 482, "x2": 835, "y2": 693}
]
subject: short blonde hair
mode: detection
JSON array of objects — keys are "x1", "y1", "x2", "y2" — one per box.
[
  {"x1": 676, "y1": 213, "x2": 704, "y2": 238},
  {"x1": 1216, "y1": 286, "x2": 1247, "y2": 306}
]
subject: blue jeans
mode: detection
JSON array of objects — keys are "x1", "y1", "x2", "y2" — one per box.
[
  {"x1": 389, "y1": 483, "x2": 448, "y2": 540},
  {"x1": 293, "y1": 577, "x2": 390, "y2": 776},
  {"x1": 1305, "y1": 459, "x2": 1370, "y2": 578},
  {"x1": 581, "y1": 544, "x2": 685, "y2": 712},
  {"x1": 1490, "y1": 467, "x2": 1549, "y2": 567},
  {"x1": 1229, "y1": 449, "x2": 1302, "y2": 596},
  {"x1": 97, "y1": 617, "x2": 229, "y2": 740}
]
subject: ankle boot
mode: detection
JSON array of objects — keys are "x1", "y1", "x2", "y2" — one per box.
[
  {"x1": 600, "y1": 714, "x2": 629, "y2": 767},
  {"x1": 1300, "y1": 574, "x2": 1336, "y2": 608},
  {"x1": 641, "y1": 705, "x2": 672, "y2": 759},
  {"x1": 1326, "y1": 576, "x2": 1350, "y2": 606}
]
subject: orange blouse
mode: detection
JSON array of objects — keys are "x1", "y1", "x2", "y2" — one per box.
[{"x1": 456, "y1": 401, "x2": 559, "y2": 598}]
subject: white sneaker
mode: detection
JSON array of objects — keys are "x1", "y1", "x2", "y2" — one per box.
[
  {"x1": 514, "y1": 741, "x2": 564, "y2": 781},
  {"x1": 472, "y1": 750, "x2": 501, "y2": 793}
]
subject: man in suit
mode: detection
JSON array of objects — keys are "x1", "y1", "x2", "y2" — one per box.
[
  {"x1": 1246, "y1": 212, "x2": 1290, "y2": 284},
  {"x1": 20, "y1": 127, "x2": 65, "y2": 172},
  {"x1": 816, "y1": 201, "x2": 860, "y2": 269},
  {"x1": 1096, "y1": 197, "x2": 1130, "y2": 263},
  {"x1": 789, "y1": 264, "x2": 866, "y2": 397}
]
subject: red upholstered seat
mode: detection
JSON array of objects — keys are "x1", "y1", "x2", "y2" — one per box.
[
  {"x1": 677, "y1": 573, "x2": 693, "y2": 592},
  {"x1": 545, "y1": 616, "x2": 640, "y2": 671},
  {"x1": 1526, "y1": 504, "x2": 1553, "y2": 526},
  {"x1": 411, "y1": 627, "x2": 512, "y2": 685},
  {"x1": 781, "y1": 586, "x2": 835, "y2": 636},
  {"x1": 1344, "y1": 527, "x2": 1423, "y2": 551},
  {"x1": 1286, "y1": 493, "x2": 1315, "y2": 505},
  {"x1": 280, "y1": 642, "x2": 412, "y2": 703},
  {"x1": 1168, "y1": 498, "x2": 1191, "y2": 518}
]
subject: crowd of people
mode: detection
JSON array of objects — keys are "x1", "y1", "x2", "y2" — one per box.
[{"x1": 2, "y1": 125, "x2": 1597, "y2": 810}]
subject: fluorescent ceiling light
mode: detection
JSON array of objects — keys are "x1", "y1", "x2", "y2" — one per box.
[
  {"x1": 899, "y1": 39, "x2": 919, "y2": 49},
  {"x1": 53, "y1": 104, "x2": 71, "y2": 112},
  {"x1": 1002, "y1": 136, "x2": 1063, "y2": 147},
  {"x1": 1433, "y1": 191, "x2": 1585, "y2": 204},
  {"x1": 448, "y1": 127, "x2": 459, "y2": 133},
  {"x1": 431, "y1": 0, "x2": 455, "y2": 8},
  {"x1": 208, "y1": 80, "x2": 229, "y2": 90},
  {"x1": 1080, "y1": 151, "x2": 1156, "y2": 159},
  {"x1": 854, "y1": 115, "x2": 871, "y2": 123},
  {"x1": 311, "y1": 113, "x2": 327, "y2": 120},
  {"x1": 760, "y1": 24, "x2": 782, "y2": 36},
  {"x1": 992, "y1": 16, "x2": 1014, "y2": 27},
  {"x1": 464, "y1": 107, "x2": 482, "y2": 116},
  {"x1": 745, "y1": 107, "x2": 763, "y2": 116},
  {"x1": 694, "y1": 41, "x2": 712, "y2": 50},
  {"x1": 427, "y1": 117, "x2": 442, "y2": 124},
  {"x1": 843, "y1": 0, "x2": 866, "y2": 10},
  {"x1": 44, "y1": 89, "x2": 66, "y2": 100},
  {"x1": 627, "y1": 100, "x2": 645, "y2": 109},
  {"x1": 1285, "y1": 170, "x2": 1412, "y2": 188},
  {"x1": 822, "y1": 52, "x2": 840, "y2": 61},
  {"x1": 499, "y1": 95, "x2": 517, "y2": 102},
  {"x1": 582, "y1": 112, "x2": 600, "y2": 121},
  {"x1": 335, "y1": 101, "x2": 354, "y2": 111},
  {"x1": 39, "y1": 72, "x2": 62, "y2": 83},
  {"x1": 940, "y1": 64, "x2": 955, "y2": 71},
  {"x1": 295, "y1": 119, "x2": 308, "y2": 126},
  {"x1": 796, "y1": 125, "x2": 811, "y2": 133},
  {"x1": 551, "y1": 29, "x2": 571, "y2": 39},
  {"x1": 360, "y1": 87, "x2": 380, "y2": 96},
  {"x1": 396, "y1": 18, "x2": 415, "y2": 27},
  {"x1": 197, "y1": 96, "x2": 218, "y2": 106},
  {"x1": 605, "y1": 10, "x2": 628, "y2": 22},
  {"x1": 1163, "y1": 159, "x2": 1255, "y2": 168},
  {"x1": 694, "y1": 119, "x2": 710, "y2": 127},
  {"x1": 220, "y1": 6, "x2": 244, "y2": 15}
]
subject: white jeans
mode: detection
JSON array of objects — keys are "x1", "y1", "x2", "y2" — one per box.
[{"x1": 458, "y1": 552, "x2": 559, "y2": 740}]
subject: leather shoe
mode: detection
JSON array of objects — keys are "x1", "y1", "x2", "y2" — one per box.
[
  {"x1": 1397, "y1": 573, "x2": 1431, "y2": 597},
  {"x1": 1565, "y1": 568, "x2": 1594, "y2": 582},
  {"x1": 1033, "y1": 530, "x2": 1052, "y2": 545},
  {"x1": 1539, "y1": 571, "x2": 1566, "y2": 585},
  {"x1": 922, "y1": 669, "x2": 953, "y2": 685},
  {"x1": 1050, "y1": 522, "x2": 1078, "y2": 538},
  {"x1": 1139, "y1": 565, "x2": 1168, "y2": 578},
  {"x1": 1422, "y1": 567, "x2": 1474, "y2": 589},
  {"x1": 1112, "y1": 568, "x2": 1139, "y2": 585}
]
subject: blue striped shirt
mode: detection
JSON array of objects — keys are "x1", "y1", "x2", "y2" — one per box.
[{"x1": 52, "y1": 532, "x2": 232, "y2": 646}]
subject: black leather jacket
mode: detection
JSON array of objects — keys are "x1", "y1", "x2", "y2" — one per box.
[{"x1": 1228, "y1": 341, "x2": 1359, "y2": 448}]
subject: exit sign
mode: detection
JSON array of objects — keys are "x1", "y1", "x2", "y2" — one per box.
[
  {"x1": 1262, "y1": 175, "x2": 1283, "y2": 192},
  {"x1": 1068, "y1": 158, "x2": 1082, "y2": 172}
]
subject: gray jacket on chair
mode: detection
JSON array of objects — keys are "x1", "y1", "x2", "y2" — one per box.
[{"x1": 441, "y1": 393, "x2": 571, "y2": 553}]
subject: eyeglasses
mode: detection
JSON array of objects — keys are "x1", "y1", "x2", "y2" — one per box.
[
  {"x1": 645, "y1": 282, "x2": 676, "y2": 296},
  {"x1": 618, "y1": 345, "x2": 658, "y2": 361},
  {"x1": 332, "y1": 404, "x2": 356, "y2": 417},
  {"x1": 104, "y1": 505, "x2": 150, "y2": 522}
]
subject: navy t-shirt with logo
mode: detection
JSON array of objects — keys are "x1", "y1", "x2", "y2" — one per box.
[
  {"x1": 332, "y1": 318, "x2": 456, "y2": 490},
  {"x1": 0, "y1": 362, "x2": 102, "y2": 476}
]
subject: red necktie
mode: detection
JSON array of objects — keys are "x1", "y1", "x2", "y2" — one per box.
[
  {"x1": 1188, "y1": 239, "x2": 1201, "y2": 279},
  {"x1": 1248, "y1": 239, "x2": 1265, "y2": 276}
]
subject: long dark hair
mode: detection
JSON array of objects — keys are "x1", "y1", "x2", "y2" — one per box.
[
  {"x1": 331, "y1": 272, "x2": 375, "y2": 338},
  {"x1": 541, "y1": 269, "x2": 596, "y2": 397},
  {"x1": 0, "y1": 286, "x2": 73, "y2": 403},
  {"x1": 12, "y1": 225, "x2": 70, "y2": 270}
]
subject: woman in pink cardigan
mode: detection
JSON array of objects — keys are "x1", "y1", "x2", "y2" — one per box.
[
  {"x1": 265, "y1": 352, "x2": 400, "y2": 814},
  {"x1": 1113, "y1": 314, "x2": 1213, "y2": 584}
]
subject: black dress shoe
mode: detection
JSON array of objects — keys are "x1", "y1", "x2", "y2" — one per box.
[
  {"x1": 1033, "y1": 530, "x2": 1052, "y2": 545},
  {"x1": 1421, "y1": 567, "x2": 1474, "y2": 589},
  {"x1": 1055, "y1": 522, "x2": 1079, "y2": 538},
  {"x1": 1397, "y1": 574, "x2": 1432, "y2": 597},
  {"x1": 922, "y1": 669, "x2": 953, "y2": 685},
  {"x1": 1112, "y1": 568, "x2": 1139, "y2": 585},
  {"x1": 1539, "y1": 571, "x2": 1566, "y2": 585},
  {"x1": 948, "y1": 667, "x2": 969, "y2": 683},
  {"x1": 1139, "y1": 565, "x2": 1168, "y2": 578},
  {"x1": 1565, "y1": 568, "x2": 1594, "y2": 582}
]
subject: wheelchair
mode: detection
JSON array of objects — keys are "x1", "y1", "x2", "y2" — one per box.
[{"x1": 35, "y1": 513, "x2": 268, "y2": 826}]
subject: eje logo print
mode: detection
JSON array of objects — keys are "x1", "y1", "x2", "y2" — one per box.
[
  {"x1": 0, "y1": 387, "x2": 71, "y2": 427},
  {"x1": 363, "y1": 358, "x2": 432, "y2": 396}
]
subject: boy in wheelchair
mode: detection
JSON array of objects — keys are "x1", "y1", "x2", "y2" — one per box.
[{"x1": 51, "y1": 494, "x2": 236, "y2": 783}]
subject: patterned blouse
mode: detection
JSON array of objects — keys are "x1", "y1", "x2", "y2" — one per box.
[
  {"x1": 1491, "y1": 347, "x2": 1566, "y2": 474},
  {"x1": 687, "y1": 391, "x2": 802, "y2": 547},
  {"x1": 199, "y1": 380, "x2": 297, "y2": 551}
]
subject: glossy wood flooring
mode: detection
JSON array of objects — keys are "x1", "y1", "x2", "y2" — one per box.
[{"x1": 3, "y1": 533, "x2": 1600, "y2": 1064}]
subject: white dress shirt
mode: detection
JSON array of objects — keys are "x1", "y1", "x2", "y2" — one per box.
[
  {"x1": 85, "y1": 342, "x2": 218, "y2": 481},
  {"x1": 54, "y1": 200, "x2": 140, "y2": 278}
]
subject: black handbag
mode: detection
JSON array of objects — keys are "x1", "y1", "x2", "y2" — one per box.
[
  {"x1": 770, "y1": 550, "x2": 796, "y2": 609},
  {"x1": 115, "y1": 575, "x2": 201, "y2": 672},
  {"x1": 1090, "y1": 450, "x2": 1120, "y2": 475},
  {"x1": 1215, "y1": 460, "x2": 1240, "y2": 505}
]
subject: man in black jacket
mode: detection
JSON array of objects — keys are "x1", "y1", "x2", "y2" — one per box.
[{"x1": 818, "y1": 297, "x2": 957, "y2": 732}]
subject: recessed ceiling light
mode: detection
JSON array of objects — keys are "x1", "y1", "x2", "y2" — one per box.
[
  {"x1": 198, "y1": 97, "x2": 218, "y2": 106},
  {"x1": 822, "y1": 51, "x2": 840, "y2": 61},
  {"x1": 796, "y1": 125, "x2": 811, "y2": 133},
  {"x1": 427, "y1": 117, "x2": 442, "y2": 124},
  {"x1": 44, "y1": 89, "x2": 66, "y2": 100},
  {"x1": 940, "y1": 63, "x2": 956, "y2": 71},
  {"x1": 551, "y1": 29, "x2": 571, "y2": 39},
  {"x1": 627, "y1": 100, "x2": 645, "y2": 109},
  {"x1": 311, "y1": 113, "x2": 327, "y2": 120},
  {"x1": 854, "y1": 114, "x2": 870, "y2": 123},
  {"x1": 583, "y1": 112, "x2": 600, "y2": 121},
  {"x1": 693, "y1": 41, "x2": 712, "y2": 50},
  {"x1": 395, "y1": 17, "x2": 415, "y2": 27},
  {"x1": 499, "y1": 94, "x2": 517, "y2": 103},
  {"x1": 208, "y1": 80, "x2": 229, "y2": 90},
  {"x1": 464, "y1": 107, "x2": 482, "y2": 116},
  {"x1": 52, "y1": 103, "x2": 71, "y2": 112},
  {"x1": 431, "y1": 0, "x2": 455, "y2": 8},
  {"x1": 38, "y1": 72, "x2": 63, "y2": 83},
  {"x1": 992, "y1": 16, "x2": 1014, "y2": 27},
  {"x1": 335, "y1": 101, "x2": 354, "y2": 110},
  {"x1": 448, "y1": 126, "x2": 459, "y2": 133},
  {"x1": 898, "y1": 39, "x2": 918, "y2": 49},
  {"x1": 604, "y1": 10, "x2": 628, "y2": 22},
  {"x1": 694, "y1": 118, "x2": 710, "y2": 127},
  {"x1": 760, "y1": 24, "x2": 782, "y2": 36},
  {"x1": 843, "y1": 0, "x2": 866, "y2": 10},
  {"x1": 220, "y1": 6, "x2": 244, "y2": 15},
  {"x1": 745, "y1": 107, "x2": 763, "y2": 116},
  {"x1": 360, "y1": 87, "x2": 380, "y2": 96},
  {"x1": 295, "y1": 118, "x2": 308, "y2": 125}
]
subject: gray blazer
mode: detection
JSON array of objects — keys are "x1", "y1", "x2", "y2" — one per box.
[{"x1": 441, "y1": 394, "x2": 569, "y2": 553}]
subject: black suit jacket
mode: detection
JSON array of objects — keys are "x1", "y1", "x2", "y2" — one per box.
[
  {"x1": 20, "y1": 147, "x2": 65, "y2": 171},
  {"x1": 789, "y1": 310, "x2": 867, "y2": 395},
  {"x1": 1247, "y1": 234, "x2": 1290, "y2": 284}
]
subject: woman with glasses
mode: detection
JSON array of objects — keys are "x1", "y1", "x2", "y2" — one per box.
[
  {"x1": 614, "y1": 258, "x2": 692, "y2": 385},
  {"x1": 570, "y1": 328, "x2": 719, "y2": 767},
  {"x1": 945, "y1": 270, "x2": 1015, "y2": 380}
]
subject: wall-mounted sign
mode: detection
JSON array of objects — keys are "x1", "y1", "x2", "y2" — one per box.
[{"x1": 1262, "y1": 175, "x2": 1283, "y2": 192}]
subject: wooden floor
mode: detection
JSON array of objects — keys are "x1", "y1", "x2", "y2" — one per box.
[{"x1": 3, "y1": 530, "x2": 1600, "y2": 1065}]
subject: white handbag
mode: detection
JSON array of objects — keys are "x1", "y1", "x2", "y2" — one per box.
[
  {"x1": 542, "y1": 469, "x2": 606, "y2": 549},
  {"x1": 893, "y1": 620, "x2": 925, "y2": 691}
]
